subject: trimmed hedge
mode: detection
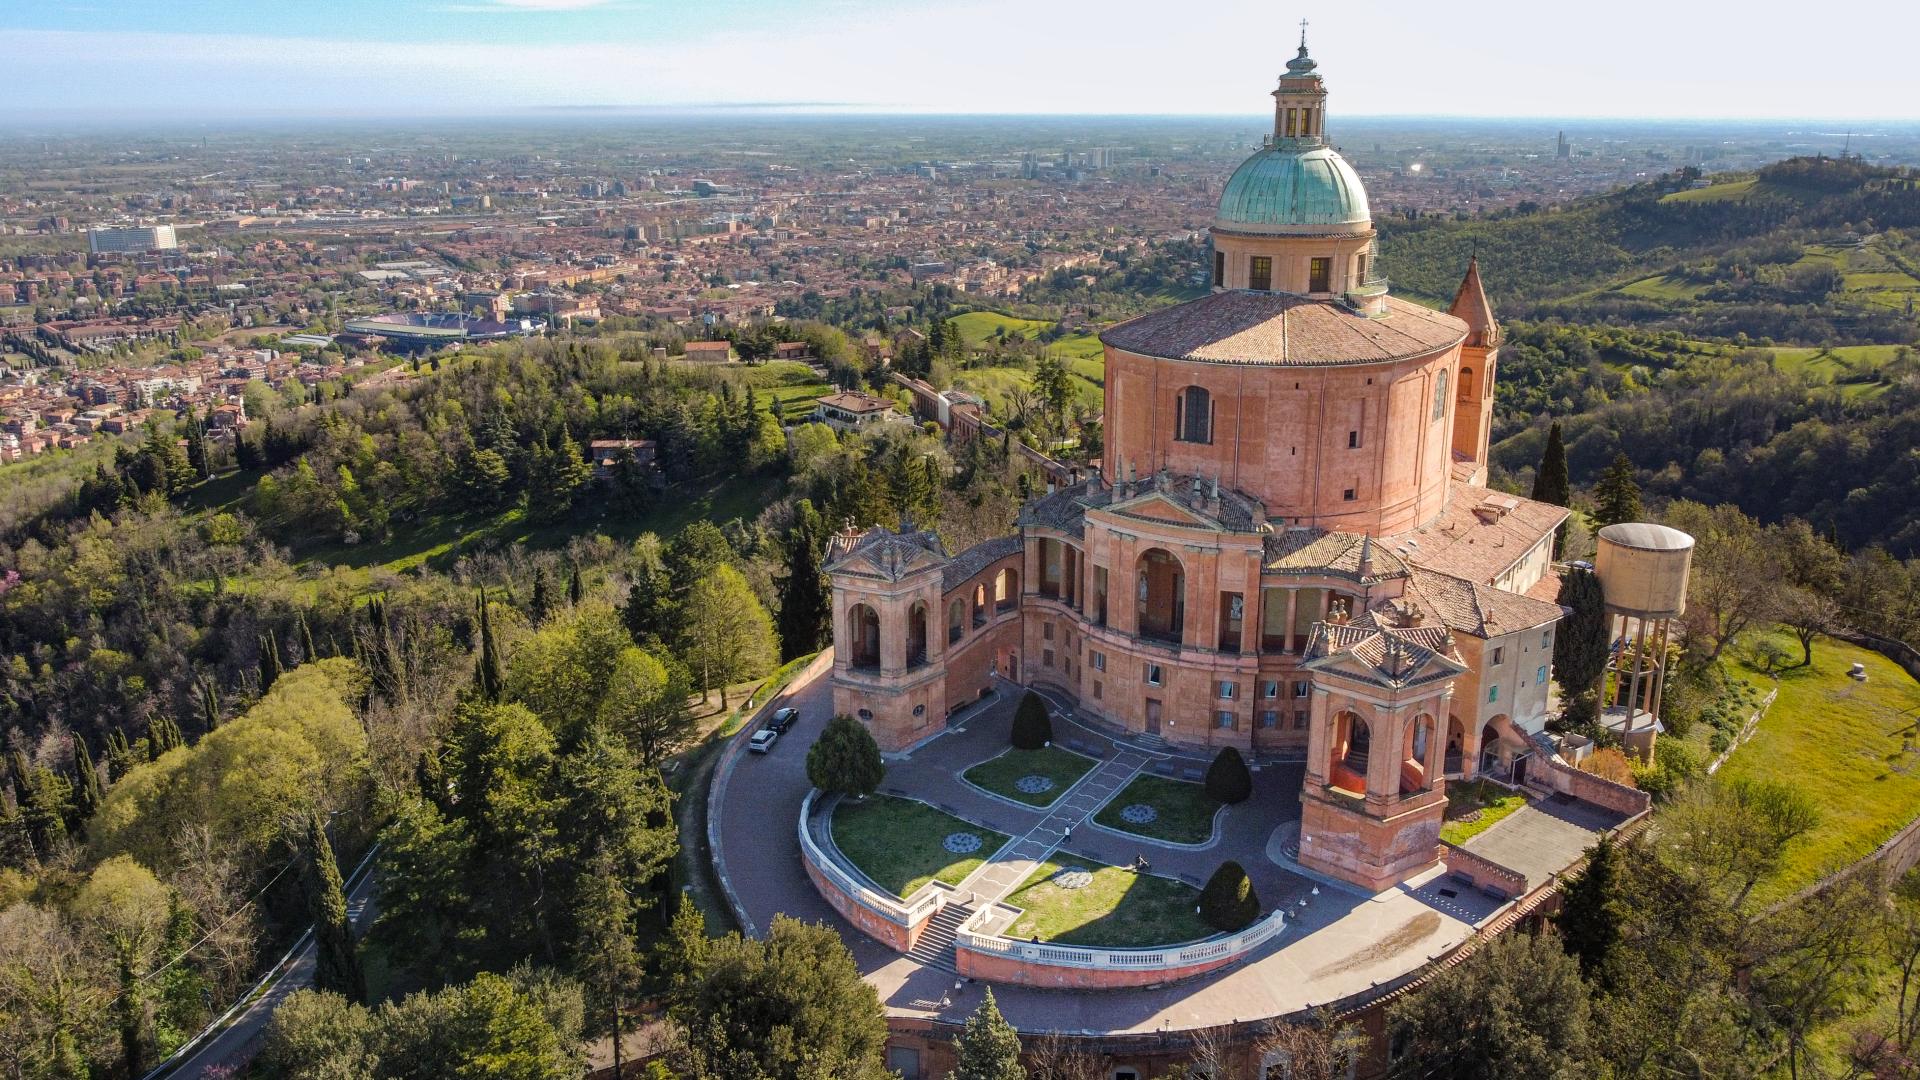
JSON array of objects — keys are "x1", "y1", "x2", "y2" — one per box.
[
  {"x1": 1204, "y1": 746, "x2": 1252, "y2": 804},
  {"x1": 1198, "y1": 860, "x2": 1261, "y2": 932},
  {"x1": 1011, "y1": 691, "x2": 1052, "y2": 750}
]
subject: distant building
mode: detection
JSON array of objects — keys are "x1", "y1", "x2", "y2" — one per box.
[
  {"x1": 682, "y1": 341, "x2": 732, "y2": 363},
  {"x1": 812, "y1": 391, "x2": 900, "y2": 432},
  {"x1": 1557, "y1": 131, "x2": 1571, "y2": 160},
  {"x1": 87, "y1": 225, "x2": 178, "y2": 255},
  {"x1": 587, "y1": 438, "x2": 657, "y2": 479},
  {"x1": 773, "y1": 341, "x2": 811, "y2": 360}
]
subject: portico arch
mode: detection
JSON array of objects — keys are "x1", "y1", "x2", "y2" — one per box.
[
  {"x1": 906, "y1": 601, "x2": 929, "y2": 667},
  {"x1": 1480, "y1": 717, "x2": 1509, "y2": 779},
  {"x1": 1445, "y1": 714, "x2": 1466, "y2": 775},
  {"x1": 848, "y1": 603, "x2": 881, "y2": 670},
  {"x1": 1401, "y1": 713, "x2": 1436, "y2": 794},
  {"x1": 1134, "y1": 547, "x2": 1186, "y2": 644},
  {"x1": 1330, "y1": 709, "x2": 1370, "y2": 794},
  {"x1": 994, "y1": 567, "x2": 1019, "y2": 612},
  {"x1": 947, "y1": 598, "x2": 966, "y2": 643}
]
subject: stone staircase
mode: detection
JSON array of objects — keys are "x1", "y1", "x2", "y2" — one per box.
[{"x1": 907, "y1": 902, "x2": 973, "y2": 972}]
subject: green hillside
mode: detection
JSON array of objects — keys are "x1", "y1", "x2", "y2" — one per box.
[{"x1": 1381, "y1": 156, "x2": 1920, "y2": 345}]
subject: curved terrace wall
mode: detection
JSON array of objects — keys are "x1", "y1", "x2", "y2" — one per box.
[{"x1": 798, "y1": 790, "x2": 945, "y2": 952}]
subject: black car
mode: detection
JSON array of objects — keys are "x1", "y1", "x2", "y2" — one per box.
[{"x1": 769, "y1": 706, "x2": 799, "y2": 734}]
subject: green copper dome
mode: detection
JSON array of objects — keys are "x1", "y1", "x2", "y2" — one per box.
[{"x1": 1214, "y1": 143, "x2": 1370, "y2": 235}]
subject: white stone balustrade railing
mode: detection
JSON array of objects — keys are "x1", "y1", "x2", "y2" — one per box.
[
  {"x1": 798, "y1": 790, "x2": 945, "y2": 931},
  {"x1": 953, "y1": 905, "x2": 1287, "y2": 971}
]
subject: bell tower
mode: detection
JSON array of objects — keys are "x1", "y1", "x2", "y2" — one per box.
[
  {"x1": 1272, "y1": 23, "x2": 1328, "y2": 143},
  {"x1": 1449, "y1": 256, "x2": 1499, "y2": 485}
]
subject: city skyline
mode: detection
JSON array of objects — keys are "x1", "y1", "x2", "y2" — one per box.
[{"x1": 7, "y1": 0, "x2": 1920, "y2": 123}]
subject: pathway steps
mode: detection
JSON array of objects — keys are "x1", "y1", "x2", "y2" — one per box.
[{"x1": 906, "y1": 902, "x2": 973, "y2": 972}]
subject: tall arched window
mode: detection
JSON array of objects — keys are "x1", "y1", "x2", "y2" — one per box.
[
  {"x1": 1433, "y1": 369, "x2": 1448, "y2": 420},
  {"x1": 1175, "y1": 386, "x2": 1212, "y2": 444},
  {"x1": 1458, "y1": 367, "x2": 1473, "y2": 400}
]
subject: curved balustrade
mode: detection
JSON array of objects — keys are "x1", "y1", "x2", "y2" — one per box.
[
  {"x1": 797, "y1": 791, "x2": 945, "y2": 942},
  {"x1": 953, "y1": 905, "x2": 1287, "y2": 980}
]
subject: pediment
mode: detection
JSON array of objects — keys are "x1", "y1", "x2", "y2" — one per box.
[{"x1": 1115, "y1": 493, "x2": 1210, "y2": 526}]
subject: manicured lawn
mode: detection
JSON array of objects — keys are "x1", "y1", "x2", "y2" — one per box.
[
  {"x1": 962, "y1": 746, "x2": 1096, "y2": 807},
  {"x1": 830, "y1": 795, "x2": 1009, "y2": 900},
  {"x1": 1717, "y1": 630, "x2": 1920, "y2": 904},
  {"x1": 1440, "y1": 779, "x2": 1529, "y2": 845},
  {"x1": 1093, "y1": 774, "x2": 1219, "y2": 845},
  {"x1": 1004, "y1": 856, "x2": 1213, "y2": 948}
]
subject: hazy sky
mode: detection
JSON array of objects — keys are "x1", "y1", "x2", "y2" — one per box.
[{"x1": 6, "y1": 0, "x2": 1918, "y2": 123}]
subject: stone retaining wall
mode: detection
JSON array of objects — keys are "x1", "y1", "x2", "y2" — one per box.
[{"x1": 1439, "y1": 842, "x2": 1529, "y2": 900}]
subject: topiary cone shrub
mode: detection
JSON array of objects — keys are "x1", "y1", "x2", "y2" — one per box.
[
  {"x1": 1198, "y1": 860, "x2": 1261, "y2": 932},
  {"x1": 1204, "y1": 746, "x2": 1253, "y2": 804},
  {"x1": 1011, "y1": 691, "x2": 1052, "y2": 750},
  {"x1": 807, "y1": 714, "x2": 885, "y2": 797}
]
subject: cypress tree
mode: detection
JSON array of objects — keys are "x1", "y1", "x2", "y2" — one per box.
[
  {"x1": 71, "y1": 739, "x2": 104, "y2": 822},
  {"x1": 1592, "y1": 452, "x2": 1644, "y2": 527},
  {"x1": 195, "y1": 668, "x2": 221, "y2": 731},
  {"x1": 776, "y1": 506, "x2": 831, "y2": 661},
  {"x1": 474, "y1": 590, "x2": 504, "y2": 703},
  {"x1": 1554, "y1": 835, "x2": 1626, "y2": 981},
  {"x1": 301, "y1": 810, "x2": 366, "y2": 1001},
  {"x1": 1530, "y1": 421, "x2": 1571, "y2": 555},
  {"x1": 1553, "y1": 567, "x2": 1609, "y2": 713},
  {"x1": 567, "y1": 562, "x2": 584, "y2": 607},
  {"x1": 299, "y1": 609, "x2": 319, "y2": 662},
  {"x1": 530, "y1": 565, "x2": 554, "y2": 626},
  {"x1": 258, "y1": 631, "x2": 283, "y2": 693}
]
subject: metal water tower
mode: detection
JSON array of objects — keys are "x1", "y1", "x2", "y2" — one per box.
[{"x1": 1593, "y1": 522, "x2": 1695, "y2": 759}]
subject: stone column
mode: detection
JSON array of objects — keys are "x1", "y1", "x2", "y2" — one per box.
[
  {"x1": 1365, "y1": 708, "x2": 1396, "y2": 806},
  {"x1": 1283, "y1": 589, "x2": 1298, "y2": 653},
  {"x1": 1422, "y1": 709, "x2": 1446, "y2": 791},
  {"x1": 1305, "y1": 689, "x2": 1332, "y2": 786}
]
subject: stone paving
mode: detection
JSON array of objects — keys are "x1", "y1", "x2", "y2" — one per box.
[{"x1": 711, "y1": 658, "x2": 1527, "y2": 1035}]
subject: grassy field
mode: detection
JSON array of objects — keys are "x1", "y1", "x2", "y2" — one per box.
[
  {"x1": 1716, "y1": 630, "x2": 1920, "y2": 904},
  {"x1": 1659, "y1": 177, "x2": 1761, "y2": 204},
  {"x1": 1093, "y1": 774, "x2": 1219, "y2": 845},
  {"x1": 1004, "y1": 856, "x2": 1213, "y2": 948},
  {"x1": 830, "y1": 795, "x2": 1009, "y2": 900},
  {"x1": 1617, "y1": 274, "x2": 1710, "y2": 301},
  {"x1": 950, "y1": 311, "x2": 1054, "y2": 347},
  {"x1": 962, "y1": 746, "x2": 1097, "y2": 807},
  {"x1": 1440, "y1": 779, "x2": 1529, "y2": 845}
]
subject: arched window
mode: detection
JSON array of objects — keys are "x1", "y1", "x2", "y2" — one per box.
[
  {"x1": 1433, "y1": 369, "x2": 1448, "y2": 421},
  {"x1": 1175, "y1": 386, "x2": 1212, "y2": 445},
  {"x1": 1458, "y1": 367, "x2": 1473, "y2": 400}
]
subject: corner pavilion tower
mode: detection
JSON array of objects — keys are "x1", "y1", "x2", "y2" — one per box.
[{"x1": 828, "y1": 40, "x2": 1571, "y2": 893}]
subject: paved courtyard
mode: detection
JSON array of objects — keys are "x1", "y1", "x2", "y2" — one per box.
[{"x1": 711, "y1": 658, "x2": 1512, "y2": 1035}]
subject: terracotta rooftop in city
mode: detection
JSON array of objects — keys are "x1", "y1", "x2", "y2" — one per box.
[{"x1": 1099, "y1": 289, "x2": 1467, "y2": 367}]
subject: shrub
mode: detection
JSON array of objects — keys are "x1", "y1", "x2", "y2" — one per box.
[
  {"x1": 1204, "y1": 746, "x2": 1253, "y2": 804},
  {"x1": 1198, "y1": 860, "x2": 1261, "y2": 932},
  {"x1": 1010, "y1": 692, "x2": 1052, "y2": 750},
  {"x1": 807, "y1": 715, "x2": 885, "y2": 797},
  {"x1": 1579, "y1": 747, "x2": 1636, "y2": 787}
]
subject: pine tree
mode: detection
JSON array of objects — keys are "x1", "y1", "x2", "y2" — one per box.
[
  {"x1": 474, "y1": 590, "x2": 504, "y2": 703},
  {"x1": 952, "y1": 989, "x2": 1025, "y2": 1080},
  {"x1": 302, "y1": 810, "x2": 366, "y2": 1001},
  {"x1": 1592, "y1": 452, "x2": 1643, "y2": 527},
  {"x1": 1554, "y1": 835, "x2": 1625, "y2": 981},
  {"x1": 1531, "y1": 421, "x2": 1571, "y2": 555}
]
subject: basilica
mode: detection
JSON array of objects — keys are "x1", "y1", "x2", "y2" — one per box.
[{"x1": 826, "y1": 40, "x2": 1571, "y2": 893}]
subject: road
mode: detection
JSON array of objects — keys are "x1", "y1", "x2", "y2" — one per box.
[{"x1": 148, "y1": 846, "x2": 381, "y2": 1080}]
